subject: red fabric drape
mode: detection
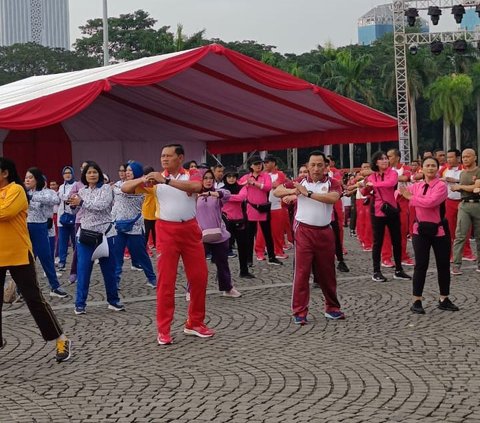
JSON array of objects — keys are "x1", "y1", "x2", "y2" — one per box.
[
  {"x1": 220, "y1": 46, "x2": 312, "y2": 91},
  {"x1": 3, "y1": 123, "x2": 72, "y2": 180},
  {"x1": 0, "y1": 81, "x2": 108, "y2": 130},
  {"x1": 206, "y1": 127, "x2": 399, "y2": 155},
  {"x1": 108, "y1": 47, "x2": 212, "y2": 86},
  {"x1": 314, "y1": 87, "x2": 396, "y2": 128}
]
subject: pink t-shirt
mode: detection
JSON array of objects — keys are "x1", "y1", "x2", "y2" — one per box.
[
  {"x1": 361, "y1": 167, "x2": 398, "y2": 217},
  {"x1": 407, "y1": 178, "x2": 447, "y2": 236}
]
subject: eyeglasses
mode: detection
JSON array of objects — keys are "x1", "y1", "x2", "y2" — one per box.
[{"x1": 63, "y1": 171, "x2": 72, "y2": 175}]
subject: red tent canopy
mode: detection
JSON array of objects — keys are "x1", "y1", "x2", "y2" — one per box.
[{"x1": 0, "y1": 44, "x2": 398, "y2": 179}]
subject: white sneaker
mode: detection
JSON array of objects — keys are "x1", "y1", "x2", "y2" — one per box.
[
  {"x1": 223, "y1": 287, "x2": 242, "y2": 298},
  {"x1": 130, "y1": 265, "x2": 143, "y2": 271},
  {"x1": 185, "y1": 292, "x2": 191, "y2": 302}
]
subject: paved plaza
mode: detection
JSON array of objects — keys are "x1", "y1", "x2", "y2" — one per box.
[{"x1": 1, "y1": 235, "x2": 479, "y2": 422}]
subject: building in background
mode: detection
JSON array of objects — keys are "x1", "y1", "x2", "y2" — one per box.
[
  {"x1": 358, "y1": 3, "x2": 428, "y2": 45},
  {"x1": 358, "y1": 4, "x2": 394, "y2": 45},
  {"x1": 0, "y1": 0, "x2": 69, "y2": 49},
  {"x1": 461, "y1": 8, "x2": 480, "y2": 31}
]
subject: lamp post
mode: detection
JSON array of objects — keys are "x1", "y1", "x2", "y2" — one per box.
[{"x1": 103, "y1": 0, "x2": 109, "y2": 66}]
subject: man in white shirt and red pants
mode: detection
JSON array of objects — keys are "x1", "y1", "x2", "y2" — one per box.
[
  {"x1": 274, "y1": 150, "x2": 345, "y2": 324},
  {"x1": 123, "y1": 144, "x2": 214, "y2": 345}
]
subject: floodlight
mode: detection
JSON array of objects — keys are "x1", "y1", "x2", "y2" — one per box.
[
  {"x1": 405, "y1": 8, "x2": 419, "y2": 27},
  {"x1": 452, "y1": 5, "x2": 466, "y2": 24},
  {"x1": 453, "y1": 39, "x2": 467, "y2": 53},
  {"x1": 430, "y1": 40, "x2": 444, "y2": 55},
  {"x1": 428, "y1": 6, "x2": 442, "y2": 25}
]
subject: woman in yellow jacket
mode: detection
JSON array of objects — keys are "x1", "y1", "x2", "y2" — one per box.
[{"x1": 0, "y1": 157, "x2": 71, "y2": 362}]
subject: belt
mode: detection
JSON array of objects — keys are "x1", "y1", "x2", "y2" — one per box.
[
  {"x1": 297, "y1": 221, "x2": 331, "y2": 230},
  {"x1": 462, "y1": 199, "x2": 480, "y2": 203}
]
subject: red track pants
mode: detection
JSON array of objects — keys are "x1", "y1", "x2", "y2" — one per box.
[
  {"x1": 255, "y1": 209, "x2": 285, "y2": 256},
  {"x1": 155, "y1": 219, "x2": 208, "y2": 334},
  {"x1": 292, "y1": 222, "x2": 341, "y2": 316},
  {"x1": 382, "y1": 197, "x2": 411, "y2": 262}
]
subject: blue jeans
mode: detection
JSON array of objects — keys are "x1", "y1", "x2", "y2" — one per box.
[
  {"x1": 114, "y1": 232, "x2": 156, "y2": 287},
  {"x1": 27, "y1": 222, "x2": 60, "y2": 290},
  {"x1": 75, "y1": 236, "x2": 120, "y2": 309},
  {"x1": 58, "y1": 224, "x2": 76, "y2": 266}
]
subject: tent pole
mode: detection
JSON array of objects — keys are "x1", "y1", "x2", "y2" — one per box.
[
  {"x1": 349, "y1": 143, "x2": 354, "y2": 170},
  {"x1": 293, "y1": 148, "x2": 298, "y2": 177},
  {"x1": 103, "y1": 0, "x2": 109, "y2": 66}
]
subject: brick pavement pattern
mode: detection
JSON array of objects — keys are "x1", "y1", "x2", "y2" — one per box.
[{"x1": 1, "y1": 237, "x2": 479, "y2": 422}]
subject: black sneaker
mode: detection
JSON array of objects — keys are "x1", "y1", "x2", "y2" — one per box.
[
  {"x1": 50, "y1": 288, "x2": 68, "y2": 298},
  {"x1": 55, "y1": 338, "x2": 72, "y2": 362},
  {"x1": 268, "y1": 258, "x2": 283, "y2": 266},
  {"x1": 239, "y1": 272, "x2": 255, "y2": 279},
  {"x1": 108, "y1": 303, "x2": 126, "y2": 312},
  {"x1": 372, "y1": 272, "x2": 387, "y2": 282},
  {"x1": 438, "y1": 297, "x2": 459, "y2": 312},
  {"x1": 410, "y1": 300, "x2": 425, "y2": 314},
  {"x1": 394, "y1": 270, "x2": 411, "y2": 280},
  {"x1": 337, "y1": 261, "x2": 350, "y2": 273}
]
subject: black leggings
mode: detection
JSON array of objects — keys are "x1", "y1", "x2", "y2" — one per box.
[
  {"x1": 371, "y1": 214, "x2": 403, "y2": 272},
  {"x1": 412, "y1": 234, "x2": 450, "y2": 297},
  {"x1": 144, "y1": 219, "x2": 156, "y2": 246},
  {"x1": 225, "y1": 219, "x2": 250, "y2": 274},
  {"x1": 247, "y1": 219, "x2": 275, "y2": 261},
  {"x1": 0, "y1": 253, "x2": 63, "y2": 345}
]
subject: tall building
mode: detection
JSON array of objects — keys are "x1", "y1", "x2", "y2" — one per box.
[
  {"x1": 358, "y1": 4, "x2": 394, "y2": 46},
  {"x1": 0, "y1": 0, "x2": 69, "y2": 49},
  {"x1": 460, "y1": 8, "x2": 480, "y2": 31},
  {"x1": 358, "y1": 3, "x2": 428, "y2": 45}
]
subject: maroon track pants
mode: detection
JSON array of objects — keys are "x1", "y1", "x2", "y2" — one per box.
[{"x1": 292, "y1": 222, "x2": 341, "y2": 316}]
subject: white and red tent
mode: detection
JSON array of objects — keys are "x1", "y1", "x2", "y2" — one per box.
[{"x1": 0, "y1": 43, "x2": 398, "y2": 180}]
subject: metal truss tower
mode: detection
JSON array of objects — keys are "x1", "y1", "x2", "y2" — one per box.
[{"x1": 393, "y1": 0, "x2": 480, "y2": 162}]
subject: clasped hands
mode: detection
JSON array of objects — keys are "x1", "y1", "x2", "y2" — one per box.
[{"x1": 143, "y1": 172, "x2": 165, "y2": 186}]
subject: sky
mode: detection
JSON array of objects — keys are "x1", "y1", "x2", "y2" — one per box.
[{"x1": 66, "y1": 0, "x2": 404, "y2": 54}]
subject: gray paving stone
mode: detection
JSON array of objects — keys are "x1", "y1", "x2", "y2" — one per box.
[{"x1": 0, "y1": 237, "x2": 479, "y2": 421}]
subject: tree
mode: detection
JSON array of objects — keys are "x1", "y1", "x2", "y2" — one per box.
[
  {"x1": 73, "y1": 10, "x2": 207, "y2": 64},
  {"x1": 426, "y1": 74, "x2": 473, "y2": 150},
  {"x1": 0, "y1": 43, "x2": 98, "y2": 85},
  {"x1": 321, "y1": 49, "x2": 376, "y2": 167},
  {"x1": 469, "y1": 63, "x2": 480, "y2": 155}
]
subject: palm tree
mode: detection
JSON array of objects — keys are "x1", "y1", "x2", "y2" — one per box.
[
  {"x1": 470, "y1": 63, "x2": 480, "y2": 155},
  {"x1": 322, "y1": 49, "x2": 375, "y2": 167},
  {"x1": 426, "y1": 74, "x2": 473, "y2": 150}
]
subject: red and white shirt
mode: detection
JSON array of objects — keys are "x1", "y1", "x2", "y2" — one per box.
[
  {"x1": 155, "y1": 168, "x2": 201, "y2": 222},
  {"x1": 441, "y1": 165, "x2": 464, "y2": 200},
  {"x1": 268, "y1": 170, "x2": 287, "y2": 211},
  {"x1": 285, "y1": 175, "x2": 342, "y2": 227}
]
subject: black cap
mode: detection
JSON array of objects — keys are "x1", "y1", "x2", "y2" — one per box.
[
  {"x1": 263, "y1": 154, "x2": 277, "y2": 163},
  {"x1": 248, "y1": 155, "x2": 263, "y2": 166},
  {"x1": 223, "y1": 166, "x2": 239, "y2": 178}
]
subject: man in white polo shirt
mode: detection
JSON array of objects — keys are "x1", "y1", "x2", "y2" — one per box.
[
  {"x1": 274, "y1": 150, "x2": 345, "y2": 324},
  {"x1": 122, "y1": 144, "x2": 214, "y2": 345}
]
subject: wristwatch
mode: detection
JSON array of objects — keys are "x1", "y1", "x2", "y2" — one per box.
[
  {"x1": 307, "y1": 190, "x2": 313, "y2": 198},
  {"x1": 164, "y1": 178, "x2": 171, "y2": 185}
]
